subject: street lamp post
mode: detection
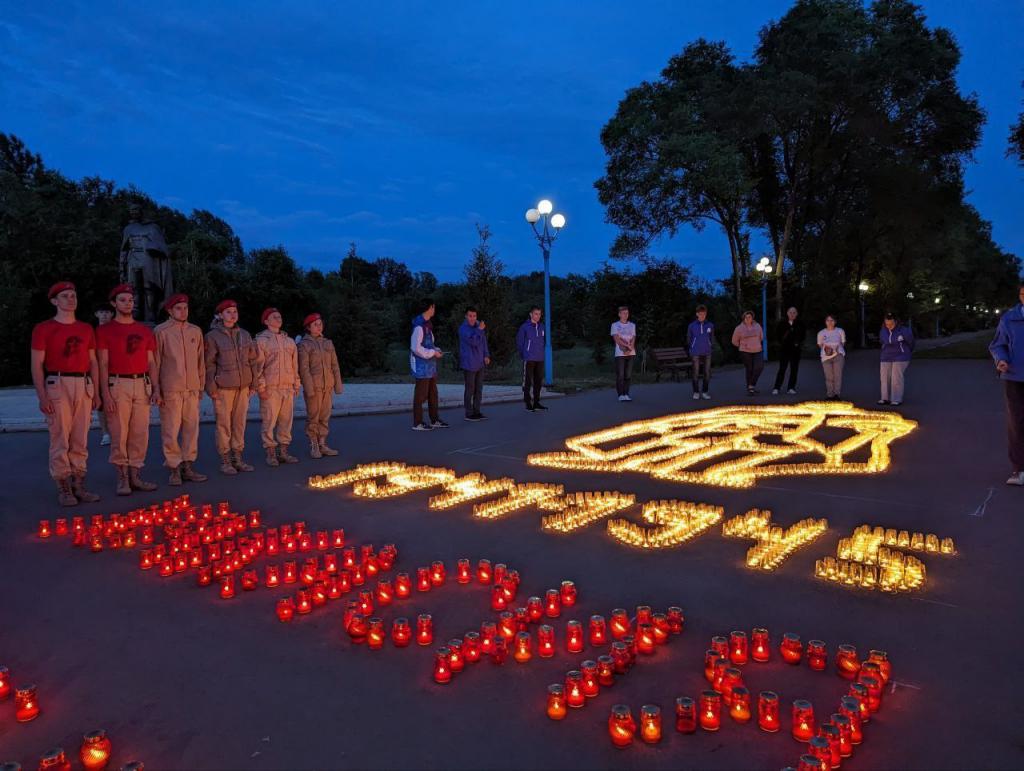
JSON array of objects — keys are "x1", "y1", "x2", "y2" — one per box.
[
  {"x1": 858, "y1": 282, "x2": 870, "y2": 348},
  {"x1": 933, "y1": 296, "x2": 941, "y2": 338},
  {"x1": 755, "y1": 257, "x2": 773, "y2": 360},
  {"x1": 525, "y1": 199, "x2": 566, "y2": 386}
]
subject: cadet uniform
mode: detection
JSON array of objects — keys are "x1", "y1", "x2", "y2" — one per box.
[
  {"x1": 154, "y1": 293, "x2": 208, "y2": 485},
  {"x1": 256, "y1": 307, "x2": 301, "y2": 466},
  {"x1": 297, "y1": 313, "x2": 343, "y2": 458},
  {"x1": 97, "y1": 283, "x2": 159, "y2": 495},
  {"x1": 31, "y1": 281, "x2": 101, "y2": 505},
  {"x1": 205, "y1": 299, "x2": 262, "y2": 474}
]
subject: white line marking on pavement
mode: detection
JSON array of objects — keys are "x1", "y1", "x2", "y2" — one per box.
[
  {"x1": 909, "y1": 596, "x2": 959, "y2": 609},
  {"x1": 969, "y1": 487, "x2": 994, "y2": 517},
  {"x1": 891, "y1": 680, "x2": 922, "y2": 693}
]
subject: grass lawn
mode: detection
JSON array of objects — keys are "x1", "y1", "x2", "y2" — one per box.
[{"x1": 916, "y1": 333, "x2": 994, "y2": 359}]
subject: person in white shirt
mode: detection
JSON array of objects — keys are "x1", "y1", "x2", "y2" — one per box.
[
  {"x1": 610, "y1": 306, "x2": 637, "y2": 402},
  {"x1": 816, "y1": 315, "x2": 847, "y2": 398}
]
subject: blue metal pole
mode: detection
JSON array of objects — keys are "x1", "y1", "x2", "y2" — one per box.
[
  {"x1": 543, "y1": 246, "x2": 553, "y2": 386},
  {"x1": 761, "y1": 278, "x2": 768, "y2": 360}
]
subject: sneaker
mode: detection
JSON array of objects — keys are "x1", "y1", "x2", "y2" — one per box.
[
  {"x1": 623, "y1": 395, "x2": 632, "y2": 402},
  {"x1": 474, "y1": 413, "x2": 487, "y2": 420},
  {"x1": 1006, "y1": 471, "x2": 1024, "y2": 486},
  {"x1": 890, "y1": 401, "x2": 902, "y2": 407},
  {"x1": 877, "y1": 399, "x2": 889, "y2": 405},
  {"x1": 772, "y1": 388, "x2": 779, "y2": 395},
  {"x1": 692, "y1": 393, "x2": 700, "y2": 401},
  {"x1": 464, "y1": 415, "x2": 481, "y2": 422},
  {"x1": 787, "y1": 389, "x2": 797, "y2": 395},
  {"x1": 526, "y1": 405, "x2": 536, "y2": 412},
  {"x1": 534, "y1": 403, "x2": 549, "y2": 410},
  {"x1": 100, "y1": 433, "x2": 111, "y2": 446},
  {"x1": 701, "y1": 393, "x2": 711, "y2": 400},
  {"x1": 412, "y1": 423, "x2": 432, "y2": 431},
  {"x1": 431, "y1": 419, "x2": 449, "y2": 428},
  {"x1": 618, "y1": 395, "x2": 627, "y2": 402}
]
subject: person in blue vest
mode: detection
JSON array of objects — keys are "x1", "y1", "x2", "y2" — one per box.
[
  {"x1": 409, "y1": 298, "x2": 447, "y2": 431},
  {"x1": 989, "y1": 281, "x2": 1024, "y2": 486},
  {"x1": 516, "y1": 306, "x2": 547, "y2": 412},
  {"x1": 458, "y1": 306, "x2": 491, "y2": 421}
]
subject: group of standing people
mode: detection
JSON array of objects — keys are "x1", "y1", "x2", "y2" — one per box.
[{"x1": 32, "y1": 281, "x2": 344, "y2": 506}]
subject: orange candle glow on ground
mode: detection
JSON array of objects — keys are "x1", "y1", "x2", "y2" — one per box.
[
  {"x1": 729, "y1": 631, "x2": 749, "y2": 665},
  {"x1": 610, "y1": 609, "x2": 631, "y2": 639},
  {"x1": 792, "y1": 700, "x2": 816, "y2": 742},
  {"x1": 79, "y1": 730, "x2": 112, "y2": 770},
  {"x1": 609, "y1": 705, "x2": 636, "y2": 747},
  {"x1": 640, "y1": 705, "x2": 662, "y2": 743},
  {"x1": 477, "y1": 559, "x2": 492, "y2": 584},
  {"x1": 729, "y1": 687, "x2": 751, "y2": 723},
  {"x1": 835, "y1": 644, "x2": 861, "y2": 680},
  {"x1": 699, "y1": 691, "x2": 721, "y2": 731},
  {"x1": 392, "y1": 618, "x2": 411, "y2": 647},
  {"x1": 547, "y1": 684, "x2": 567, "y2": 720},
  {"x1": 395, "y1": 572, "x2": 411, "y2": 598}
]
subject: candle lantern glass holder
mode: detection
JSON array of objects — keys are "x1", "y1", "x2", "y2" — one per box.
[{"x1": 699, "y1": 691, "x2": 722, "y2": 731}]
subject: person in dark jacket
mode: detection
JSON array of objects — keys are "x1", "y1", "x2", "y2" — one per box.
[
  {"x1": 409, "y1": 298, "x2": 447, "y2": 431},
  {"x1": 989, "y1": 281, "x2": 1024, "y2": 486},
  {"x1": 459, "y1": 307, "x2": 490, "y2": 421},
  {"x1": 878, "y1": 313, "x2": 914, "y2": 406},
  {"x1": 772, "y1": 307, "x2": 806, "y2": 395},
  {"x1": 516, "y1": 306, "x2": 547, "y2": 411},
  {"x1": 686, "y1": 305, "x2": 714, "y2": 400}
]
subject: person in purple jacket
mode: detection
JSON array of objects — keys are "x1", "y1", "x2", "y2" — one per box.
[
  {"x1": 989, "y1": 281, "x2": 1024, "y2": 486},
  {"x1": 878, "y1": 313, "x2": 914, "y2": 406},
  {"x1": 687, "y1": 305, "x2": 714, "y2": 400},
  {"x1": 458, "y1": 306, "x2": 490, "y2": 421},
  {"x1": 516, "y1": 306, "x2": 547, "y2": 412}
]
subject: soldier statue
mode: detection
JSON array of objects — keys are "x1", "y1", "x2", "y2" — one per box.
[{"x1": 119, "y1": 203, "x2": 174, "y2": 323}]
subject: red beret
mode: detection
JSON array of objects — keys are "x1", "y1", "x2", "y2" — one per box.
[
  {"x1": 109, "y1": 283, "x2": 135, "y2": 301},
  {"x1": 261, "y1": 307, "x2": 280, "y2": 324},
  {"x1": 303, "y1": 312, "x2": 322, "y2": 328},
  {"x1": 47, "y1": 281, "x2": 76, "y2": 299},
  {"x1": 215, "y1": 299, "x2": 237, "y2": 314},
  {"x1": 163, "y1": 293, "x2": 189, "y2": 312}
]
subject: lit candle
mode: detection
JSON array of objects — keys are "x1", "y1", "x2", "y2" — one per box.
[
  {"x1": 139, "y1": 549, "x2": 154, "y2": 570},
  {"x1": 298, "y1": 532, "x2": 312, "y2": 552},
  {"x1": 751, "y1": 628, "x2": 770, "y2": 662},
  {"x1": 859, "y1": 673, "x2": 883, "y2": 713},
  {"x1": 490, "y1": 637, "x2": 508, "y2": 665},
  {"x1": 395, "y1": 572, "x2": 411, "y2": 598},
  {"x1": 364, "y1": 618, "x2": 384, "y2": 650},
  {"x1": 780, "y1": 632, "x2": 803, "y2": 664},
  {"x1": 611, "y1": 642, "x2": 630, "y2": 674},
  {"x1": 531, "y1": 624, "x2": 553, "y2": 658},
  {"x1": 729, "y1": 631, "x2": 749, "y2": 665},
  {"x1": 544, "y1": 589, "x2": 561, "y2": 618},
  {"x1": 79, "y1": 729, "x2": 112, "y2": 770},
  {"x1": 276, "y1": 598, "x2": 294, "y2": 622},
  {"x1": 358, "y1": 590, "x2": 374, "y2": 615},
  {"x1": 699, "y1": 691, "x2": 722, "y2": 731},
  {"x1": 640, "y1": 704, "x2": 662, "y2": 743},
  {"x1": 806, "y1": 640, "x2": 827, "y2": 671},
  {"x1": 559, "y1": 580, "x2": 577, "y2": 607},
  {"x1": 667, "y1": 606, "x2": 684, "y2": 634},
  {"x1": 415, "y1": 567, "x2": 431, "y2": 592},
  {"x1": 513, "y1": 632, "x2": 533, "y2": 663},
  {"x1": 610, "y1": 609, "x2": 631, "y2": 639},
  {"x1": 589, "y1": 615, "x2": 608, "y2": 647},
  {"x1": 608, "y1": 704, "x2": 636, "y2": 747},
  {"x1": 758, "y1": 691, "x2": 780, "y2": 732},
  {"x1": 463, "y1": 631, "x2": 481, "y2": 662},
  {"x1": 835, "y1": 644, "x2": 860, "y2": 680},
  {"x1": 675, "y1": 696, "x2": 696, "y2": 733},
  {"x1": 477, "y1": 559, "x2": 492, "y2": 584},
  {"x1": 324, "y1": 552, "x2": 338, "y2": 574},
  {"x1": 798, "y1": 753, "x2": 828, "y2": 771},
  {"x1": 284, "y1": 561, "x2": 297, "y2": 584},
  {"x1": 831, "y1": 713, "x2": 853, "y2": 757},
  {"x1": 391, "y1": 618, "x2": 411, "y2": 647},
  {"x1": 456, "y1": 558, "x2": 471, "y2": 584},
  {"x1": 196, "y1": 565, "x2": 213, "y2": 588},
  {"x1": 547, "y1": 684, "x2": 567, "y2": 720},
  {"x1": 580, "y1": 660, "x2": 599, "y2": 698},
  {"x1": 14, "y1": 684, "x2": 40, "y2": 722},
  {"x1": 597, "y1": 655, "x2": 615, "y2": 687},
  {"x1": 499, "y1": 611, "x2": 517, "y2": 641},
  {"x1": 493, "y1": 563, "x2": 507, "y2": 586},
  {"x1": 219, "y1": 575, "x2": 235, "y2": 599},
  {"x1": 351, "y1": 564, "x2": 365, "y2": 586},
  {"x1": 839, "y1": 696, "x2": 864, "y2": 744},
  {"x1": 376, "y1": 580, "x2": 394, "y2": 607},
  {"x1": 55, "y1": 518, "x2": 68, "y2": 536},
  {"x1": 38, "y1": 519, "x2": 51, "y2": 538},
  {"x1": 565, "y1": 671, "x2": 585, "y2": 708},
  {"x1": 417, "y1": 614, "x2": 434, "y2": 646},
  {"x1": 566, "y1": 620, "x2": 584, "y2": 653},
  {"x1": 480, "y1": 622, "x2": 497, "y2": 656},
  {"x1": 866, "y1": 650, "x2": 892, "y2": 684},
  {"x1": 347, "y1": 612, "x2": 368, "y2": 643},
  {"x1": 704, "y1": 650, "x2": 722, "y2": 682},
  {"x1": 514, "y1": 606, "x2": 529, "y2": 631},
  {"x1": 448, "y1": 639, "x2": 465, "y2": 672},
  {"x1": 636, "y1": 623, "x2": 656, "y2": 655},
  {"x1": 729, "y1": 687, "x2": 751, "y2": 723},
  {"x1": 848, "y1": 683, "x2": 871, "y2": 724},
  {"x1": 491, "y1": 585, "x2": 508, "y2": 611},
  {"x1": 792, "y1": 700, "x2": 816, "y2": 742},
  {"x1": 527, "y1": 596, "x2": 543, "y2": 623},
  {"x1": 711, "y1": 635, "x2": 729, "y2": 659},
  {"x1": 434, "y1": 647, "x2": 452, "y2": 684},
  {"x1": 819, "y1": 723, "x2": 841, "y2": 768},
  {"x1": 720, "y1": 668, "x2": 743, "y2": 706},
  {"x1": 296, "y1": 589, "x2": 312, "y2": 615},
  {"x1": 0, "y1": 666, "x2": 10, "y2": 699},
  {"x1": 808, "y1": 736, "x2": 832, "y2": 769},
  {"x1": 342, "y1": 547, "x2": 356, "y2": 568},
  {"x1": 652, "y1": 613, "x2": 670, "y2": 645},
  {"x1": 430, "y1": 561, "x2": 446, "y2": 586},
  {"x1": 332, "y1": 528, "x2": 345, "y2": 548}
]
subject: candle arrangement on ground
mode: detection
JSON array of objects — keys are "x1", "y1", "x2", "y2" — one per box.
[
  {"x1": 722, "y1": 509, "x2": 829, "y2": 570},
  {"x1": 605, "y1": 499, "x2": 723, "y2": 549}
]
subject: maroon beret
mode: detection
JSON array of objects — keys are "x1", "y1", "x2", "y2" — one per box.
[
  {"x1": 47, "y1": 281, "x2": 76, "y2": 299},
  {"x1": 109, "y1": 283, "x2": 135, "y2": 301},
  {"x1": 261, "y1": 307, "x2": 280, "y2": 324},
  {"x1": 303, "y1": 312, "x2": 322, "y2": 329},
  {"x1": 215, "y1": 299, "x2": 237, "y2": 314},
  {"x1": 163, "y1": 293, "x2": 189, "y2": 312}
]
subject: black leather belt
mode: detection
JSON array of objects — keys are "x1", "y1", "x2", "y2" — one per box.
[
  {"x1": 45, "y1": 371, "x2": 86, "y2": 377},
  {"x1": 109, "y1": 373, "x2": 147, "y2": 379}
]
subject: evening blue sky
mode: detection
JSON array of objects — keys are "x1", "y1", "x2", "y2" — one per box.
[{"x1": 2, "y1": 0, "x2": 1022, "y2": 282}]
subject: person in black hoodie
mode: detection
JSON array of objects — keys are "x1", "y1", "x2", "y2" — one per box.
[{"x1": 772, "y1": 306, "x2": 806, "y2": 395}]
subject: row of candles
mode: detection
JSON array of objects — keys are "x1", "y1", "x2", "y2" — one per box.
[
  {"x1": 815, "y1": 554, "x2": 926, "y2": 592},
  {"x1": 539, "y1": 492, "x2": 636, "y2": 534},
  {"x1": 6, "y1": 731, "x2": 130, "y2": 771},
  {"x1": 721, "y1": 509, "x2": 830, "y2": 571},
  {"x1": 604, "y1": 500, "x2": 723, "y2": 549},
  {"x1": 839, "y1": 525, "x2": 956, "y2": 560}
]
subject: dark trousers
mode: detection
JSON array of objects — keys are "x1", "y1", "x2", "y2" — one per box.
[
  {"x1": 1006, "y1": 379, "x2": 1024, "y2": 472},
  {"x1": 692, "y1": 355, "x2": 711, "y2": 393},
  {"x1": 413, "y1": 377, "x2": 439, "y2": 425},
  {"x1": 741, "y1": 351, "x2": 764, "y2": 388},
  {"x1": 463, "y1": 369, "x2": 484, "y2": 417},
  {"x1": 773, "y1": 348, "x2": 801, "y2": 390},
  {"x1": 615, "y1": 355, "x2": 634, "y2": 396},
  {"x1": 523, "y1": 360, "x2": 544, "y2": 406}
]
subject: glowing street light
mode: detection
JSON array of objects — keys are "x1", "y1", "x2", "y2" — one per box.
[
  {"x1": 858, "y1": 282, "x2": 870, "y2": 347},
  {"x1": 525, "y1": 198, "x2": 567, "y2": 385},
  {"x1": 755, "y1": 257, "x2": 773, "y2": 359}
]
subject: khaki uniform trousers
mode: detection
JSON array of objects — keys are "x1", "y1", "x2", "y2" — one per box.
[
  {"x1": 45, "y1": 375, "x2": 93, "y2": 480},
  {"x1": 108, "y1": 376, "x2": 152, "y2": 468},
  {"x1": 260, "y1": 388, "x2": 295, "y2": 448},
  {"x1": 159, "y1": 390, "x2": 201, "y2": 468},
  {"x1": 214, "y1": 388, "x2": 251, "y2": 455},
  {"x1": 303, "y1": 389, "x2": 333, "y2": 441}
]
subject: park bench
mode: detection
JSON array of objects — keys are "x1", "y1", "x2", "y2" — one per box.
[{"x1": 650, "y1": 347, "x2": 694, "y2": 382}]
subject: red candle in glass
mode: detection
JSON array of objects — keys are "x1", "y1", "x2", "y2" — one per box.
[
  {"x1": 757, "y1": 690, "x2": 780, "y2": 732},
  {"x1": 703, "y1": 650, "x2": 721, "y2": 682},
  {"x1": 566, "y1": 620, "x2": 584, "y2": 653},
  {"x1": 493, "y1": 562, "x2": 507, "y2": 585},
  {"x1": 514, "y1": 606, "x2": 530, "y2": 631},
  {"x1": 808, "y1": 736, "x2": 832, "y2": 769},
  {"x1": 547, "y1": 684, "x2": 567, "y2": 720},
  {"x1": 54, "y1": 517, "x2": 68, "y2": 536},
  {"x1": 477, "y1": 559, "x2": 492, "y2": 584},
  {"x1": 535, "y1": 624, "x2": 555, "y2": 658},
  {"x1": 860, "y1": 674, "x2": 883, "y2": 713},
  {"x1": 635, "y1": 605, "x2": 653, "y2": 625},
  {"x1": 591, "y1": 654, "x2": 613, "y2": 686},
  {"x1": 373, "y1": 579, "x2": 392, "y2": 607},
  {"x1": 357, "y1": 590, "x2": 374, "y2": 615},
  {"x1": 463, "y1": 631, "x2": 481, "y2": 662},
  {"x1": 315, "y1": 530, "x2": 328, "y2": 551},
  {"x1": 559, "y1": 580, "x2": 577, "y2": 606},
  {"x1": 265, "y1": 532, "x2": 279, "y2": 556},
  {"x1": 417, "y1": 614, "x2": 434, "y2": 646},
  {"x1": 276, "y1": 598, "x2": 295, "y2": 622},
  {"x1": 434, "y1": 647, "x2": 452, "y2": 684},
  {"x1": 446, "y1": 639, "x2": 465, "y2": 671},
  {"x1": 588, "y1": 615, "x2": 608, "y2": 646},
  {"x1": 73, "y1": 530, "x2": 86, "y2": 547},
  {"x1": 610, "y1": 609, "x2": 631, "y2": 639},
  {"x1": 806, "y1": 640, "x2": 827, "y2": 671},
  {"x1": 351, "y1": 564, "x2": 365, "y2": 586},
  {"x1": 220, "y1": 575, "x2": 235, "y2": 599},
  {"x1": 241, "y1": 569, "x2": 257, "y2": 591},
  {"x1": 264, "y1": 564, "x2": 280, "y2": 588},
  {"x1": 792, "y1": 700, "x2": 816, "y2": 742},
  {"x1": 38, "y1": 747, "x2": 71, "y2": 770},
  {"x1": 296, "y1": 589, "x2": 312, "y2": 614},
  {"x1": 337, "y1": 570, "x2": 352, "y2": 594},
  {"x1": 565, "y1": 671, "x2": 585, "y2": 708},
  {"x1": 652, "y1": 613, "x2": 670, "y2": 645},
  {"x1": 640, "y1": 704, "x2": 662, "y2": 743},
  {"x1": 331, "y1": 528, "x2": 345, "y2": 548},
  {"x1": 831, "y1": 713, "x2": 853, "y2": 757},
  {"x1": 347, "y1": 613, "x2": 368, "y2": 643},
  {"x1": 720, "y1": 667, "x2": 743, "y2": 706},
  {"x1": 79, "y1": 729, "x2": 112, "y2": 771},
  {"x1": 491, "y1": 637, "x2": 508, "y2": 665},
  {"x1": 283, "y1": 561, "x2": 297, "y2": 584},
  {"x1": 496, "y1": 611, "x2": 515, "y2": 641},
  {"x1": 839, "y1": 696, "x2": 864, "y2": 744},
  {"x1": 456, "y1": 558, "x2": 471, "y2": 584},
  {"x1": 490, "y1": 585, "x2": 507, "y2": 611},
  {"x1": 544, "y1": 589, "x2": 561, "y2": 618},
  {"x1": 430, "y1": 561, "x2": 446, "y2": 586},
  {"x1": 699, "y1": 691, "x2": 721, "y2": 731},
  {"x1": 729, "y1": 631, "x2": 749, "y2": 665},
  {"x1": 38, "y1": 519, "x2": 52, "y2": 538},
  {"x1": 710, "y1": 634, "x2": 729, "y2": 659},
  {"x1": 609, "y1": 704, "x2": 636, "y2": 747},
  {"x1": 323, "y1": 552, "x2": 338, "y2": 574},
  {"x1": 867, "y1": 649, "x2": 892, "y2": 684},
  {"x1": 835, "y1": 644, "x2": 860, "y2": 680},
  {"x1": 729, "y1": 686, "x2": 751, "y2": 723},
  {"x1": 666, "y1": 606, "x2": 684, "y2": 634},
  {"x1": 387, "y1": 572, "x2": 407, "y2": 598},
  {"x1": 580, "y1": 660, "x2": 599, "y2": 697},
  {"x1": 301, "y1": 559, "x2": 317, "y2": 586},
  {"x1": 14, "y1": 684, "x2": 40, "y2": 721},
  {"x1": 342, "y1": 547, "x2": 356, "y2": 568},
  {"x1": 781, "y1": 632, "x2": 804, "y2": 664},
  {"x1": 72, "y1": 516, "x2": 85, "y2": 534},
  {"x1": 636, "y1": 623, "x2": 656, "y2": 655},
  {"x1": 523, "y1": 596, "x2": 541, "y2": 623},
  {"x1": 390, "y1": 617, "x2": 411, "y2": 647},
  {"x1": 819, "y1": 724, "x2": 841, "y2": 768},
  {"x1": 675, "y1": 696, "x2": 696, "y2": 733},
  {"x1": 513, "y1": 632, "x2": 533, "y2": 663},
  {"x1": 799, "y1": 753, "x2": 828, "y2": 771},
  {"x1": 418, "y1": 567, "x2": 434, "y2": 591},
  {"x1": 139, "y1": 549, "x2": 154, "y2": 570},
  {"x1": 310, "y1": 581, "x2": 327, "y2": 607},
  {"x1": 751, "y1": 628, "x2": 770, "y2": 662},
  {"x1": 298, "y1": 532, "x2": 312, "y2": 552},
  {"x1": 611, "y1": 641, "x2": 630, "y2": 674},
  {"x1": 90, "y1": 533, "x2": 103, "y2": 552},
  {"x1": 0, "y1": 666, "x2": 10, "y2": 699},
  {"x1": 480, "y1": 622, "x2": 497, "y2": 655},
  {"x1": 848, "y1": 683, "x2": 871, "y2": 723}
]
